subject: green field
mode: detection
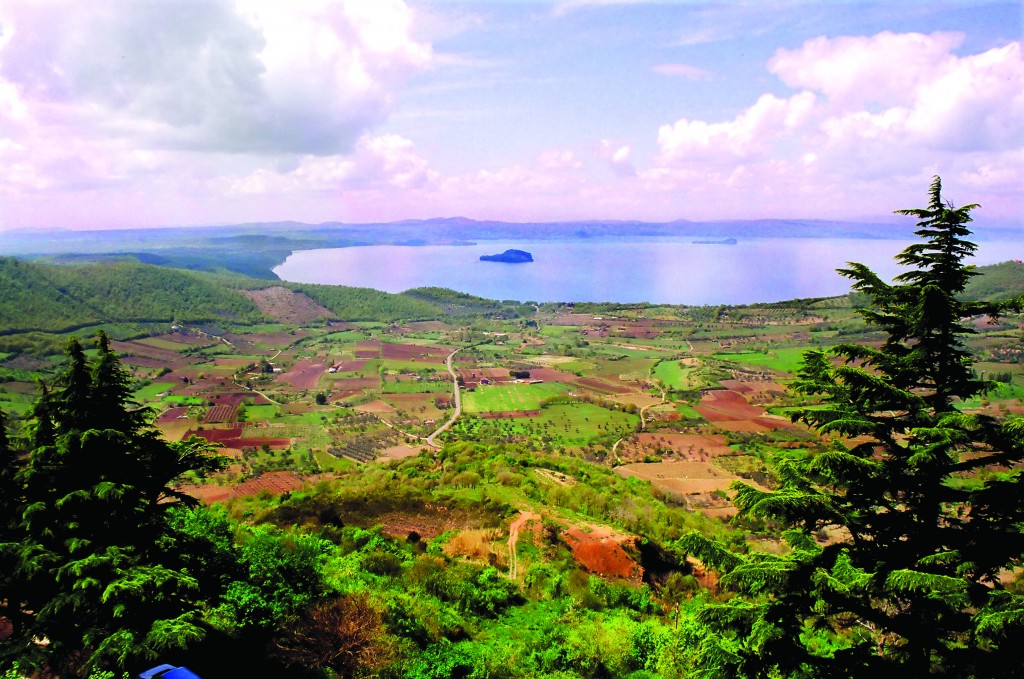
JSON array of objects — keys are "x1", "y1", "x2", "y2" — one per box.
[
  {"x1": 713, "y1": 347, "x2": 815, "y2": 374},
  {"x1": 162, "y1": 394, "x2": 205, "y2": 405},
  {"x1": 462, "y1": 382, "x2": 572, "y2": 413},
  {"x1": 452, "y1": 402, "x2": 637, "y2": 447},
  {"x1": 134, "y1": 381, "x2": 177, "y2": 400},
  {"x1": 653, "y1": 359, "x2": 696, "y2": 390},
  {"x1": 380, "y1": 359, "x2": 446, "y2": 372},
  {"x1": 242, "y1": 404, "x2": 279, "y2": 421},
  {"x1": 382, "y1": 380, "x2": 451, "y2": 394},
  {"x1": 0, "y1": 389, "x2": 36, "y2": 416}
]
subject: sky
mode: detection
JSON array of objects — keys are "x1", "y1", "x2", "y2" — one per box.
[{"x1": 0, "y1": 0, "x2": 1021, "y2": 231}]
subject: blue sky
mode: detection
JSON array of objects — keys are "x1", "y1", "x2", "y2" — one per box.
[{"x1": 0, "y1": 1, "x2": 1020, "y2": 230}]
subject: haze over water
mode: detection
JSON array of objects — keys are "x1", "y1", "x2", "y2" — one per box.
[{"x1": 274, "y1": 238, "x2": 1021, "y2": 305}]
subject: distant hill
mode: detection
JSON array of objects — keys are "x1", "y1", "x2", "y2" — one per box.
[
  {"x1": 0, "y1": 258, "x2": 264, "y2": 334},
  {"x1": 964, "y1": 260, "x2": 1024, "y2": 301},
  {"x1": 11, "y1": 217, "x2": 1018, "y2": 280},
  {"x1": 0, "y1": 257, "x2": 1017, "y2": 343},
  {"x1": 0, "y1": 259, "x2": 535, "y2": 340}
]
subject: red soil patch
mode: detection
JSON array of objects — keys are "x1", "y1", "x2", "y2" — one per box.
[
  {"x1": 573, "y1": 376, "x2": 630, "y2": 395},
  {"x1": 161, "y1": 332, "x2": 216, "y2": 347},
  {"x1": 479, "y1": 367, "x2": 512, "y2": 382},
  {"x1": 695, "y1": 390, "x2": 766, "y2": 421},
  {"x1": 185, "y1": 427, "x2": 243, "y2": 443},
  {"x1": 719, "y1": 380, "x2": 788, "y2": 395},
  {"x1": 330, "y1": 377, "x2": 379, "y2": 391},
  {"x1": 380, "y1": 342, "x2": 451, "y2": 362},
  {"x1": 278, "y1": 359, "x2": 327, "y2": 390},
  {"x1": 612, "y1": 327, "x2": 661, "y2": 339},
  {"x1": 110, "y1": 340, "x2": 193, "y2": 364},
  {"x1": 212, "y1": 357, "x2": 253, "y2": 368},
  {"x1": 243, "y1": 286, "x2": 333, "y2": 325},
  {"x1": 374, "y1": 507, "x2": 472, "y2": 540},
  {"x1": 224, "y1": 331, "x2": 308, "y2": 351},
  {"x1": 182, "y1": 471, "x2": 308, "y2": 504},
  {"x1": 184, "y1": 427, "x2": 291, "y2": 450},
  {"x1": 562, "y1": 527, "x2": 642, "y2": 581},
  {"x1": 333, "y1": 359, "x2": 369, "y2": 372},
  {"x1": 521, "y1": 366, "x2": 577, "y2": 383},
  {"x1": 121, "y1": 356, "x2": 187, "y2": 369},
  {"x1": 156, "y1": 406, "x2": 190, "y2": 423},
  {"x1": 204, "y1": 404, "x2": 238, "y2": 423},
  {"x1": 355, "y1": 400, "x2": 396, "y2": 414}
]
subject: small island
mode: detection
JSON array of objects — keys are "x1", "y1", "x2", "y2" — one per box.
[{"x1": 480, "y1": 249, "x2": 534, "y2": 263}]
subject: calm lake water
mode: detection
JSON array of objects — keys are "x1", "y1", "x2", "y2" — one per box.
[{"x1": 273, "y1": 238, "x2": 1021, "y2": 305}]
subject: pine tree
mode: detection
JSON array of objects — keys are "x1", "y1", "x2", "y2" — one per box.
[
  {"x1": 0, "y1": 407, "x2": 32, "y2": 659},
  {"x1": 9, "y1": 333, "x2": 225, "y2": 676},
  {"x1": 683, "y1": 178, "x2": 1024, "y2": 677}
]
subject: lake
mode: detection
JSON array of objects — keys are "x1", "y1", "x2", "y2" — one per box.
[{"x1": 272, "y1": 238, "x2": 1021, "y2": 305}]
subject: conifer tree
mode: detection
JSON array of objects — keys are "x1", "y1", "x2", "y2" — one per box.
[
  {"x1": 0, "y1": 407, "x2": 31, "y2": 656},
  {"x1": 683, "y1": 178, "x2": 1024, "y2": 677},
  {"x1": 9, "y1": 333, "x2": 225, "y2": 676}
]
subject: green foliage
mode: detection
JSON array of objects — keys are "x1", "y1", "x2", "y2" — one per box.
[
  {"x1": 288, "y1": 282, "x2": 441, "y2": 322},
  {"x1": 683, "y1": 178, "x2": 1024, "y2": 677},
  {"x1": 0, "y1": 258, "x2": 264, "y2": 335},
  {"x1": 963, "y1": 259, "x2": 1024, "y2": 301},
  {"x1": 3, "y1": 334, "x2": 227, "y2": 675},
  {"x1": 402, "y1": 287, "x2": 533, "y2": 319}
]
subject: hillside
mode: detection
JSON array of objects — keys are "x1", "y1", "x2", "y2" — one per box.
[
  {"x1": 0, "y1": 258, "x2": 264, "y2": 334},
  {"x1": 964, "y1": 259, "x2": 1024, "y2": 300},
  {"x1": 0, "y1": 259, "x2": 540, "y2": 345}
]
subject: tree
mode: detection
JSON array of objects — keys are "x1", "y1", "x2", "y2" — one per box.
[
  {"x1": 683, "y1": 178, "x2": 1024, "y2": 677},
  {"x1": 0, "y1": 407, "x2": 32, "y2": 655},
  {"x1": 7, "y1": 333, "x2": 225, "y2": 676}
]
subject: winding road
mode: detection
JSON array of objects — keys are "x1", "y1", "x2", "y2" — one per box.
[{"x1": 424, "y1": 348, "x2": 462, "y2": 448}]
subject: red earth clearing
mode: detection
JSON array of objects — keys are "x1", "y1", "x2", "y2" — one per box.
[
  {"x1": 277, "y1": 359, "x2": 328, "y2": 390},
  {"x1": 561, "y1": 525, "x2": 643, "y2": 582},
  {"x1": 181, "y1": 471, "x2": 309, "y2": 504}
]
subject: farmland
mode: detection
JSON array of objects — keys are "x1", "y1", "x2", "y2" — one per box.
[
  {"x1": 2, "y1": 260, "x2": 1021, "y2": 513},
  {"x1": 1, "y1": 254, "x2": 1023, "y2": 678}
]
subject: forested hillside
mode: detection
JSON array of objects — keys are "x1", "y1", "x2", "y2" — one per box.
[
  {"x1": 0, "y1": 258, "x2": 264, "y2": 333},
  {"x1": 963, "y1": 259, "x2": 1024, "y2": 300},
  {"x1": 0, "y1": 259, "x2": 539, "y2": 339}
]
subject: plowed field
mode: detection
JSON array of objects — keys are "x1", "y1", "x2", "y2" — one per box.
[{"x1": 278, "y1": 359, "x2": 328, "y2": 390}]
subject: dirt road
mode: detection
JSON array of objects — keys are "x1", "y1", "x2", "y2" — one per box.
[{"x1": 425, "y1": 348, "x2": 462, "y2": 448}]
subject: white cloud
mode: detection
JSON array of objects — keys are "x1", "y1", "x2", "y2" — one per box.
[
  {"x1": 647, "y1": 31, "x2": 1023, "y2": 219},
  {"x1": 225, "y1": 133, "x2": 437, "y2": 196},
  {"x1": 769, "y1": 31, "x2": 964, "y2": 109},
  {"x1": 598, "y1": 140, "x2": 636, "y2": 177},
  {"x1": 0, "y1": 0, "x2": 432, "y2": 156},
  {"x1": 657, "y1": 92, "x2": 816, "y2": 163}
]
